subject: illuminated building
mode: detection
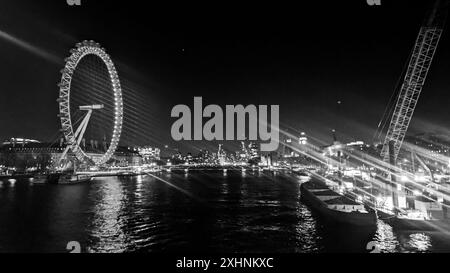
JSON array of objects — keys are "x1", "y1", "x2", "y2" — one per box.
[
  {"x1": 248, "y1": 142, "x2": 259, "y2": 159},
  {"x1": 299, "y1": 132, "x2": 307, "y2": 145},
  {"x1": 0, "y1": 138, "x2": 142, "y2": 171},
  {"x1": 281, "y1": 134, "x2": 294, "y2": 157},
  {"x1": 137, "y1": 146, "x2": 161, "y2": 163},
  {"x1": 2, "y1": 138, "x2": 40, "y2": 146},
  {"x1": 217, "y1": 144, "x2": 226, "y2": 165}
]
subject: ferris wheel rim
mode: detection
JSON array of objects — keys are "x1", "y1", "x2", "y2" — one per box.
[{"x1": 58, "y1": 40, "x2": 123, "y2": 166}]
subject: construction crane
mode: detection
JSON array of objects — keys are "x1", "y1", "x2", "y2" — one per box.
[{"x1": 380, "y1": 0, "x2": 448, "y2": 166}]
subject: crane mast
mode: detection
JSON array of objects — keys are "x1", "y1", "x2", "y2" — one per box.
[{"x1": 380, "y1": 0, "x2": 447, "y2": 164}]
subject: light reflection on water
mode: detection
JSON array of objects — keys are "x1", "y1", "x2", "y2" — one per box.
[
  {"x1": 372, "y1": 220, "x2": 399, "y2": 253},
  {"x1": 87, "y1": 177, "x2": 128, "y2": 253},
  {"x1": 407, "y1": 233, "x2": 432, "y2": 252},
  {"x1": 134, "y1": 175, "x2": 144, "y2": 203},
  {"x1": 294, "y1": 190, "x2": 321, "y2": 253},
  {"x1": 1, "y1": 173, "x2": 450, "y2": 253}
]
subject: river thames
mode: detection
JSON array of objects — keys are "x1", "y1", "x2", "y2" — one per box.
[{"x1": 1, "y1": 172, "x2": 450, "y2": 253}]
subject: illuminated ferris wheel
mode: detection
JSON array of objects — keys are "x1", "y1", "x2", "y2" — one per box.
[{"x1": 57, "y1": 40, "x2": 123, "y2": 166}]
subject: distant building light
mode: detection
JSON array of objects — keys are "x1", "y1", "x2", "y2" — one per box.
[
  {"x1": 3, "y1": 138, "x2": 40, "y2": 145},
  {"x1": 346, "y1": 141, "x2": 364, "y2": 147}
]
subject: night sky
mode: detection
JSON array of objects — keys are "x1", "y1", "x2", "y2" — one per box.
[{"x1": 0, "y1": 0, "x2": 450, "y2": 154}]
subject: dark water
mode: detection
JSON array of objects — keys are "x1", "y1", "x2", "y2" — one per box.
[{"x1": 1, "y1": 172, "x2": 450, "y2": 253}]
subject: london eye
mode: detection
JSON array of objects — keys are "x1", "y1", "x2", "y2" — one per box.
[{"x1": 57, "y1": 40, "x2": 123, "y2": 166}]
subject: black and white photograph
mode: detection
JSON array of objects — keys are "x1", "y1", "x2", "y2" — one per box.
[{"x1": 1, "y1": 0, "x2": 450, "y2": 264}]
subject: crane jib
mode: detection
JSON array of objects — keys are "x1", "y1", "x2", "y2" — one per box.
[{"x1": 381, "y1": 26, "x2": 443, "y2": 163}]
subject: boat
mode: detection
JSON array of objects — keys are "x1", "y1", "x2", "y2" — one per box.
[
  {"x1": 32, "y1": 174, "x2": 48, "y2": 184},
  {"x1": 376, "y1": 196, "x2": 450, "y2": 231},
  {"x1": 293, "y1": 170, "x2": 311, "y2": 182},
  {"x1": 32, "y1": 172, "x2": 61, "y2": 185},
  {"x1": 300, "y1": 180, "x2": 377, "y2": 227},
  {"x1": 380, "y1": 211, "x2": 450, "y2": 231},
  {"x1": 58, "y1": 173, "x2": 91, "y2": 185}
]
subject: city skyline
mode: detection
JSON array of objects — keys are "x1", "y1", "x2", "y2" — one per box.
[{"x1": 1, "y1": 1, "x2": 450, "y2": 154}]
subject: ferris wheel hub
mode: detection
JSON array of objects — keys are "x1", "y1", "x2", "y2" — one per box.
[{"x1": 79, "y1": 104, "x2": 104, "y2": 111}]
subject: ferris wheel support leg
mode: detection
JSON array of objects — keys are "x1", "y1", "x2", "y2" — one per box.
[
  {"x1": 57, "y1": 110, "x2": 93, "y2": 166},
  {"x1": 76, "y1": 110, "x2": 93, "y2": 148},
  {"x1": 58, "y1": 145, "x2": 72, "y2": 166}
]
